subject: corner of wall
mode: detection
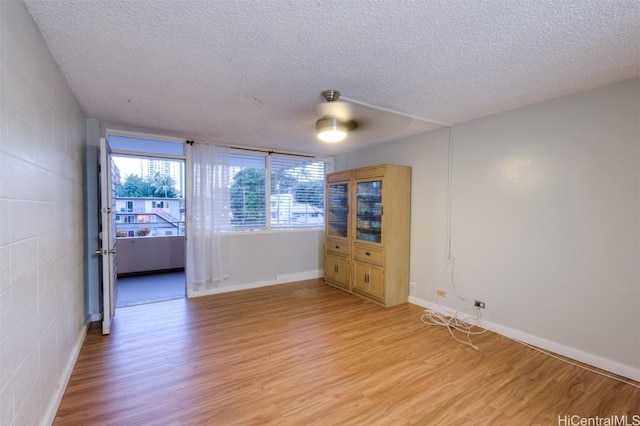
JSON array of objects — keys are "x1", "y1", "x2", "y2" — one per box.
[{"x1": 41, "y1": 323, "x2": 89, "y2": 426}]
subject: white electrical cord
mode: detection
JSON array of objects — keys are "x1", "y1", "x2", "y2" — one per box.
[
  {"x1": 422, "y1": 256, "x2": 488, "y2": 350},
  {"x1": 339, "y1": 96, "x2": 451, "y2": 127},
  {"x1": 421, "y1": 309, "x2": 487, "y2": 351},
  {"x1": 448, "y1": 256, "x2": 475, "y2": 307}
]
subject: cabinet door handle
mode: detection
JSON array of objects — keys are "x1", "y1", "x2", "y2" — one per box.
[{"x1": 365, "y1": 252, "x2": 371, "y2": 256}]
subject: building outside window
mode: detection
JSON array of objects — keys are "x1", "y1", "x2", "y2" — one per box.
[{"x1": 112, "y1": 155, "x2": 185, "y2": 238}]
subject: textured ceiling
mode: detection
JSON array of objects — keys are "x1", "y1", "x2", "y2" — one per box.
[{"x1": 23, "y1": 0, "x2": 640, "y2": 156}]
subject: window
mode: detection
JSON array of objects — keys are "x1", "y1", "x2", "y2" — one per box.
[
  {"x1": 112, "y1": 151, "x2": 185, "y2": 238},
  {"x1": 228, "y1": 151, "x2": 326, "y2": 230},
  {"x1": 136, "y1": 215, "x2": 155, "y2": 223},
  {"x1": 229, "y1": 153, "x2": 267, "y2": 228},
  {"x1": 270, "y1": 155, "x2": 325, "y2": 228}
]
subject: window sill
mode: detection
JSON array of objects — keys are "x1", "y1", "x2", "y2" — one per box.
[{"x1": 227, "y1": 227, "x2": 324, "y2": 236}]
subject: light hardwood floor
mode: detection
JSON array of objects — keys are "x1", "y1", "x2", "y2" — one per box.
[{"x1": 54, "y1": 279, "x2": 639, "y2": 425}]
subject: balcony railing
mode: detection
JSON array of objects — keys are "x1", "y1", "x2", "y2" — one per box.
[{"x1": 115, "y1": 213, "x2": 185, "y2": 238}]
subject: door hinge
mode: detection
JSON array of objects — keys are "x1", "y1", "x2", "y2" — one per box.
[{"x1": 95, "y1": 248, "x2": 116, "y2": 255}]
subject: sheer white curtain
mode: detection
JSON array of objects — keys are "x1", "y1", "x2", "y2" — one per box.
[{"x1": 186, "y1": 143, "x2": 231, "y2": 292}]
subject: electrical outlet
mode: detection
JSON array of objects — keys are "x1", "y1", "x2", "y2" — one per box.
[
  {"x1": 410, "y1": 281, "x2": 417, "y2": 288},
  {"x1": 474, "y1": 300, "x2": 486, "y2": 309},
  {"x1": 437, "y1": 290, "x2": 446, "y2": 297}
]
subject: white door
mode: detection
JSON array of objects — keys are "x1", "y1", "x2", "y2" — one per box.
[{"x1": 98, "y1": 137, "x2": 118, "y2": 335}]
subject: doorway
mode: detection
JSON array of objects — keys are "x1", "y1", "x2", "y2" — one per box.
[
  {"x1": 107, "y1": 134, "x2": 187, "y2": 308},
  {"x1": 116, "y1": 271, "x2": 185, "y2": 307}
]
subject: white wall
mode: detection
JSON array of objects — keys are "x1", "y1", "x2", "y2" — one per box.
[
  {"x1": 0, "y1": 1, "x2": 87, "y2": 425},
  {"x1": 338, "y1": 79, "x2": 640, "y2": 380},
  {"x1": 117, "y1": 236, "x2": 185, "y2": 274},
  {"x1": 188, "y1": 229, "x2": 324, "y2": 297}
]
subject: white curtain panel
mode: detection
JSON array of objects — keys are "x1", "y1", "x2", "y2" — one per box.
[{"x1": 186, "y1": 143, "x2": 231, "y2": 291}]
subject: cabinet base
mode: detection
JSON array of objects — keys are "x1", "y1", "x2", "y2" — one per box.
[
  {"x1": 324, "y1": 279, "x2": 406, "y2": 307},
  {"x1": 324, "y1": 279, "x2": 350, "y2": 293}
]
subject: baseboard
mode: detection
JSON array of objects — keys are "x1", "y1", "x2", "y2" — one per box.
[
  {"x1": 409, "y1": 296, "x2": 640, "y2": 382},
  {"x1": 274, "y1": 270, "x2": 324, "y2": 284},
  {"x1": 42, "y1": 322, "x2": 89, "y2": 426},
  {"x1": 187, "y1": 269, "x2": 323, "y2": 298}
]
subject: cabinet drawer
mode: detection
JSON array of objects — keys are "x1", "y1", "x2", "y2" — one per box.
[
  {"x1": 353, "y1": 245, "x2": 383, "y2": 265},
  {"x1": 326, "y1": 240, "x2": 350, "y2": 256}
]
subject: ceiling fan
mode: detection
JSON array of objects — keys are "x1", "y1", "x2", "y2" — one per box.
[
  {"x1": 315, "y1": 90, "x2": 358, "y2": 143},
  {"x1": 314, "y1": 89, "x2": 450, "y2": 144}
]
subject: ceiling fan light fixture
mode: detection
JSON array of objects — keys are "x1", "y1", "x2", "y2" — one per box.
[{"x1": 316, "y1": 116, "x2": 348, "y2": 143}]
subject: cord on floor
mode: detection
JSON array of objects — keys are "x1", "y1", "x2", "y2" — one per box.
[{"x1": 421, "y1": 308, "x2": 487, "y2": 351}]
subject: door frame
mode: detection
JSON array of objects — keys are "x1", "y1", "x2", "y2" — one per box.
[{"x1": 104, "y1": 130, "x2": 188, "y2": 307}]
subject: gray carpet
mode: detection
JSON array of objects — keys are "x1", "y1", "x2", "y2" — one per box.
[{"x1": 116, "y1": 271, "x2": 185, "y2": 308}]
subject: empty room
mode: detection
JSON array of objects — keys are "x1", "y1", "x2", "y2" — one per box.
[{"x1": 1, "y1": 1, "x2": 639, "y2": 425}]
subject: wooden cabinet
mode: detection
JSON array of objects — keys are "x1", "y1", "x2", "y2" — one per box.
[
  {"x1": 326, "y1": 171, "x2": 351, "y2": 239},
  {"x1": 324, "y1": 170, "x2": 352, "y2": 291},
  {"x1": 352, "y1": 261, "x2": 385, "y2": 301},
  {"x1": 324, "y1": 164, "x2": 411, "y2": 307},
  {"x1": 325, "y1": 253, "x2": 349, "y2": 290}
]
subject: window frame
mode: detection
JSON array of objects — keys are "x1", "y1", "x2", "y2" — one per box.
[
  {"x1": 108, "y1": 135, "x2": 186, "y2": 239},
  {"x1": 228, "y1": 149, "x2": 329, "y2": 233}
]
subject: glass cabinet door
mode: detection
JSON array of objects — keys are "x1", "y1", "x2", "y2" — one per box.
[
  {"x1": 355, "y1": 180, "x2": 382, "y2": 243},
  {"x1": 327, "y1": 183, "x2": 349, "y2": 238}
]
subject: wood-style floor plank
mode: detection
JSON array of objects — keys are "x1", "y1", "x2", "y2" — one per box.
[{"x1": 54, "y1": 279, "x2": 639, "y2": 425}]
